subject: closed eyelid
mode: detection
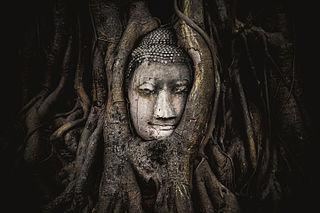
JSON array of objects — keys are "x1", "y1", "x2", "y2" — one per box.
[
  {"x1": 172, "y1": 79, "x2": 190, "y2": 92},
  {"x1": 175, "y1": 79, "x2": 190, "y2": 86},
  {"x1": 138, "y1": 81, "x2": 155, "y2": 89}
]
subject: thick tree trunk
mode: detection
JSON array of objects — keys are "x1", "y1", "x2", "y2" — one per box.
[{"x1": 3, "y1": 0, "x2": 310, "y2": 212}]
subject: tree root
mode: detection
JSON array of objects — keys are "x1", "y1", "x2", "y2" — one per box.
[
  {"x1": 174, "y1": 0, "x2": 217, "y2": 150},
  {"x1": 50, "y1": 33, "x2": 91, "y2": 141},
  {"x1": 44, "y1": 106, "x2": 104, "y2": 212},
  {"x1": 52, "y1": 101, "x2": 80, "y2": 120},
  {"x1": 50, "y1": 105, "x2": 84, "y2": 142},
  {"x1": 194, "y1": 159, "x2": 240, "y2": 213},
  {"x1": 230, "y1": 57, "x2": 258, "y2": 170},
  {"x1": 23, "y1": 35, "x2": 73, "y2": 165},
  {"x1": 226, "y1": 137, "x2": 248, "y2": 190},
  {"x1": 43, "y1": 0, "x2": 70, "y2": 89},
  {"x1": 38, "y1": 36, "x2": 74, "y2": 116},
  {"x1": 42, "y1": 181, "x2": 76, "y2": 213},
  {"x1": 73, "y1": 112, "x2": 104, "y2": 210},
  {"x1": 18, "y1": 89, "x2": 48, "y2": 119},
  {"x1": 63, "y1": 128, "x2": 81, "y2": 154},
  {"x1": 206, "y1": 141, "x2": 235, "y2": 190}
]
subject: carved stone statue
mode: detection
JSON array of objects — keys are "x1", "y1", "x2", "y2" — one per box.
[{"x1": 127, "y1": 27, "x2": 192, "y2": 140}]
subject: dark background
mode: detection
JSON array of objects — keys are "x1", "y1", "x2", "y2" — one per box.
[{"x1": 0, "y1": 0, "x2": 318, "y2": 212}]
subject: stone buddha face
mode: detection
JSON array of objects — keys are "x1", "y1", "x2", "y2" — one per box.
[{"x1": 128, "y1": 61, "x2": 191, "y2": 140}]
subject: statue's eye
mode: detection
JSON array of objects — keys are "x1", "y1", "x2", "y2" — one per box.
[
  {"x1": 174, "y1": 85, "x2": 188, "y2": 94},
  {"x1": 138, "y1": 83, "x2": 156, "y2": 96},
  {"x1": 138, "y1": 88, "x2": 155, "y2": 95}
]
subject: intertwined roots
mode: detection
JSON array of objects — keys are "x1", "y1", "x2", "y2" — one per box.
[{"x1": 18, "y1": 0, "x2": 308, "y2": 212}]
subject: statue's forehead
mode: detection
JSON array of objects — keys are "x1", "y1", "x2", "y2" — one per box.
[
  {"x1": 134, "y1": 62, "x2": 191, "y2": 78},
  {"x1": 135, "y1": 73, "x2": 190, "y2": 87}
]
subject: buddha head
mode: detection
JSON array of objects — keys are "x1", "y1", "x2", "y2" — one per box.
[{"x1": 127, "y1": 27, "x2": 193, "y2": 141}]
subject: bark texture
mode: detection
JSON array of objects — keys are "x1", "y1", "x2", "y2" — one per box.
[{"x1": 2, "y1": 0, "x2": 311, "y2": 212}]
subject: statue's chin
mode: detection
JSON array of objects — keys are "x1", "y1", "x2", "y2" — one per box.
[
  {"x1": 153, "y1": 129, "x2": 174, "y2": 140},
  {"x1": 141, "y1": 128, "x2": 175, "y2": 141}
]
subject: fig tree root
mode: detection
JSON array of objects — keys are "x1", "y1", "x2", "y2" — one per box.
[{"x1": 14, "y1": 0, "x2": 309, "y2": 212}]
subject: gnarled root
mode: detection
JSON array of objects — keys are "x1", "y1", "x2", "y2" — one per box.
[
  {"x1": 194, "y1": 159, "x2": 240, "y2": 213},
  {"x1": 174, "y1": 0, "x2": 217, "y2": 149},
  {"x1": 229, "y1": 57, "x2": 258, "y2": 170},
  {"x1": 23, "y1": 35, "x2": 73, "y2": 165}
]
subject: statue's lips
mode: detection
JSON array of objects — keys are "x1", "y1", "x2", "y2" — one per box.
[{"x1": 148, "y1": 122, "x2": 176, "y2": 131}]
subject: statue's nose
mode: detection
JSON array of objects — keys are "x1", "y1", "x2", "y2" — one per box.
[{"x1": 154, "y1": 90, "x2": 177, "y2": 119}]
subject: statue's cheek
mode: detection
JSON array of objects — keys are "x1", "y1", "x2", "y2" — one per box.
[
  {"x1": 171, "y1": 95, "x2": 188, "y2": 117},
  {"x1": 130, "y1": 95, "x2": 156, "y2": 139},
  {"x1": 136, "y1": 96, "x2": 155, "y2": 119}
]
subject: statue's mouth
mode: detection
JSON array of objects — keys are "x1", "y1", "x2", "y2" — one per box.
[{"x1": 148, "y1": 122, "x2": 176, "y2": 131}]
